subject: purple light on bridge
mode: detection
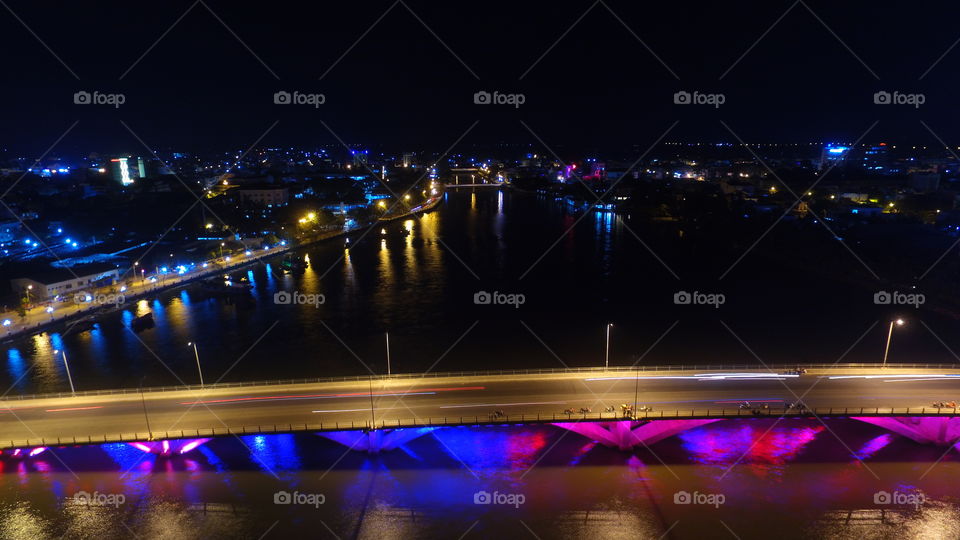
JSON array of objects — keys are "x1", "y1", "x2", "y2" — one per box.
[
  {"x1": 429, "y1": 427, "x2": 549, "y2": 470},
  {"x1": 852, "y1": 434, "x2": 894, "y2": 460},
  {"x1": 852, "y1": 417, "x2": 960, "y2": 447},
  {"x1": 679, "y1": 421, "x2": 823, "y2": 476},
  {"x1": 0, "y1": 446, "x2": 47, "y2": 459},
  {"x1": 127, "y1": 438, "x2": 212, "y2": 455}
]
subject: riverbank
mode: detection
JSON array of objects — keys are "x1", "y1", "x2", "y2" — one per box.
[
  {"x1": 0, "y1": 194, "x2": 445, "y2": 344},
  {"x1": 0, "y1": 246, "x2": 285, "y2": 344}
]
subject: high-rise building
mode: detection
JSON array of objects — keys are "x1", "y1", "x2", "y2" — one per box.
[
  {"x1": 820, "y1": 144, "x2": 850, "y2": 169},
  {"x1": 351, "y1": 150, "x2": 369, "y2": 167},
  {"x1": 109, "y1": 157, "x2": 137, "y2": 185},
  {"x1": 861, "y1": 143, "x2": 889, "y2": 172}
]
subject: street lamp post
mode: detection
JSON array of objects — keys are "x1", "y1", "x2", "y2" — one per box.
[
  {"x1": 385, "y1": 332, "x2": 391, "y2": 376},
  {"x1": 882, "y1": 319, "x2": 905, "y2": 368},
  {"x1": 188, "y1": 342, "x2": 204, "y2": 387},
  {"x1": 54, "y1": 349, "x2": 76, "y2": 395},
  {"x1": 139, "y1": 377, "x2": 153, "y2": 440},
  {"x1": 605, "y1": 323, "x2": 613, "y2": 369}
]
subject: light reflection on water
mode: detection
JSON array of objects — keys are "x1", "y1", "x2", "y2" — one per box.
[
  {"x1": 678, "y1": 421, "x2": 825, "y2": 477},
  {"x1": 0, "y1": 420, "x2": 954, "y2": 538},
  {"x1": 3, "y1": 190, "x2": 960, "y2": 396}
]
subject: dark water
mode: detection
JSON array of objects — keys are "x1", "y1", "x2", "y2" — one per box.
[
  {"x1": 3, "y1": 189, "x2": 959, "y2": 395},
  {"x1": 1, "y1": 420, "x2": 958, "y2": 539},
  {"x1": 2, "y1": 190, "x2": 960, "y2": 538}
]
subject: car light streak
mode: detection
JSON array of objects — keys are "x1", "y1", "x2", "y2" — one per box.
[
  {"x1": 180, "y1": 386, "x2": 482, "y2": 405},
  {"x1": 45, "y1": 406, "x2": 103, "y2": 412}
]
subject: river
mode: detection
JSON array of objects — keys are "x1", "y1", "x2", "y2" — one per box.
[
  {"x1": 3, "y1": 189, "x2": 959, "y2": 395},
  {"x1": 1, "y1": 189, "x2": 959, "y2": 538}
]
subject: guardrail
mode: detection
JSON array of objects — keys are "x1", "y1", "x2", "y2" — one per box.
[
  {"x1": 3, "y1": 363, "x2": 959, "y2": 402},
  {"x1": 3, "y1": 405, "x2": 957, "y2": 451}
]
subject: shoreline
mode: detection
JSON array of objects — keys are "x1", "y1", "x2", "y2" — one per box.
[{"x1": 0, "y1": 194, "x2": 444, "y2": 344}]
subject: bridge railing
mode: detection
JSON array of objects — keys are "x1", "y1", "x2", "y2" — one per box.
[
  {"x1": 3, "y1": 362, "x2": 959, "y2": 402},
  {"x1": 3, "y1": 405, "x2": 957, "y2": 450}
]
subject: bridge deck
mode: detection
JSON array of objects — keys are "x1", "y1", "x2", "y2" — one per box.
[{"x1": 1, "y1": 365, "x2": 958, "y2": 450}]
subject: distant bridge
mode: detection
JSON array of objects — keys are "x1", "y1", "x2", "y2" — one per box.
[
  {"x1": 2, "y1": 364, "x2": 959, "y2": 454},
  {"x1": 443, "y1": 183, "x2": 507, "y2": 188}
]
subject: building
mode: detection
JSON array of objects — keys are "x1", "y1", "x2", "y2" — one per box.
[
  {"x1": 109, "y1": 157, "x2": 139, "y2": 185},
  {"x1": 0, "y1": 220, "x2": 21, "y2": 243},
  {"x1": 237, "y1": 186, "x2": 289, "y2": 207},
  {"x1": 820, "y1": 144, "x2": 850, "y2": 169},
  {"x1": 11, "y1": 264, "x2": 120, "y2": 300},
  {"x1": 861, "y1": 143, "x2": 889, "y2": 172},
  {"x1": 352, "y1": 150, "x2": 369, "y2": 167}
]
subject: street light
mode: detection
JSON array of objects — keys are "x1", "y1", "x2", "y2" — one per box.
[
  {"x1": 188, "y1": 342, "x2": 204, "y2": 387},
  {"x1": 882, "y1": 319, "x2": 905, "y2": 368},
  {"x1": 605, "y1": 323, "x2": 613, "y2": 369},
  {"x1": 139, "y1": 376, "x2": 153, "y2": 440},
  {"x1": 385, "y1": 332, "x2": 391, "y2": 376},
  {"x1": 53, "y1": 349, "x2": 76, "y2": 395}
]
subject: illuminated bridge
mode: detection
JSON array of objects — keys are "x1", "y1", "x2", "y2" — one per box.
[{"x1": 1, "y1": 364, "x2": 959, "y2": 455}]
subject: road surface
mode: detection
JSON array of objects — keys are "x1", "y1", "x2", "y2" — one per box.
[{"x1": 0, "y1": 366, "x2": 959, "y2": 448}]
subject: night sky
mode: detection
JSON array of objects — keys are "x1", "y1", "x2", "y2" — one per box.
[{"x1": 1, "y1": 1, "x2": 958, "y2": 156}]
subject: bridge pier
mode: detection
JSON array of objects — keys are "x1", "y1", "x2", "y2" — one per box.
[
  {"x1": 552, "y1": 420, "x2": 722, "y2": 450},
  {"x1": 852, "y1": 417, "x2": 960, "y2": 447},
  {"x1": 318, "y1": 428, "x2": 436, "y2": 454},
  {"x1": 128, "y1": 438, "x2": 212, "y2": 455}
]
